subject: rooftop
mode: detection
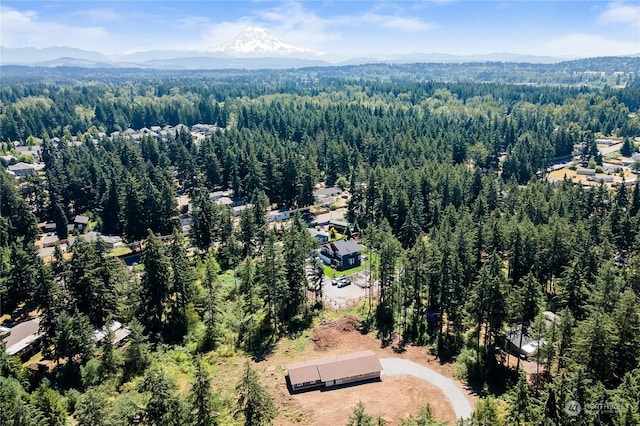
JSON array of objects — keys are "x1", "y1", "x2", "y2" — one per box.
[
  {"x1": 286, "y1": 350, "x2": 381, "y2": 386},
  {"x1": 325, "y1": 239, "x2": 361, "y2": 255}
]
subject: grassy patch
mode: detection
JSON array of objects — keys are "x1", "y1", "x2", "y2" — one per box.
[{"x1": 108, "y1": 246, "x2": 132, "y2": 257}]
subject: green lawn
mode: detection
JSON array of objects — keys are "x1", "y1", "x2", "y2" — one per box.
[{"x1": 108, "y1": 246, "x2": 132, "y2": 257}]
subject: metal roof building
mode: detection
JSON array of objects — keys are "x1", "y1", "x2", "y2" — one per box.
[{"x1": 286, "y1": 350, "x2": 382, "y2": 391}]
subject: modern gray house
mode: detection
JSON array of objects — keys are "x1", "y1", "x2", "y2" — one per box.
[{"x1": 320, "y1": 239, "x2": 362, "y2": 270}]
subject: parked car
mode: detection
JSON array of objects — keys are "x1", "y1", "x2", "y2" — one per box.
[{"x1": 337, "y1": 279, "x2": 351, "y2": 288}]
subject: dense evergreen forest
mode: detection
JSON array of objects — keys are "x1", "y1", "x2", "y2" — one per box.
[{"x1": 1, "y1": 59, "x2": 640, "y2": 425}]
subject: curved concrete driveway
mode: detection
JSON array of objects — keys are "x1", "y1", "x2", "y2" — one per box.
[{"x1": 380, "y1": 358, "x2": 473, "y2": 419}]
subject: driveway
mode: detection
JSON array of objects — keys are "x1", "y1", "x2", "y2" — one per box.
[{"x1": 380, "y1": 358, "x2": 473, "y2": 420}]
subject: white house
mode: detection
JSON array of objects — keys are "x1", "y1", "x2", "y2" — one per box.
[{"x1": 267, "y1": 209, "x2": 291, "y2": 223}]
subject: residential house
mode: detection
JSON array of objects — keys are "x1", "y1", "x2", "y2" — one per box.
[
  {"x1": 43, "y1": 223, "x2": 57, "y2": 234},
  {"x1": 267, "y1": 209, "x2": 291, "y2": 223},
  {"x1": 503, "y1": 325, "x2": 541, "y2": 360},
  {"x1": 99, "y1": 235, "x2": 124, "y2": 249},
  {"x1": 15, "y1": 145, "x2": 41, "y2": 163},
  {"x1": 94, "y1": 321, "x2": 131, "y2": 347},
  {"x1": 3, "y1": 317, "x2": 43, "y2": 360},
  {"x1": 308, "y1": 228, "x2": 329, "y2": 243},
  {"x1": 7, "y1": 162, "x2": 36, "y2": 177},
  {"x1": 503, "y1": 312, "x2": 559, "y2": 360},
  {"x1": 215, "y1": 196, "x2": 234, "y2": 207},
  {"x1": 74, "y1": 215, "x2": 90, "y2": 231},
  {"x1": 0, "y1": 154, "x2": 16, "y2": 164},
  {"x1": 314, "y1": 186, "x2": 342, "y2": 206},
  {"x1": 576, "y1": 168, "x2": 596, "y2": 176},
  {"x1": 231, "y1": 204, "x2": 253, "y2": 216},
  {"x1": 286, "y1": 350, "x2": 382, "y2": 392},
  {"x1": 191, "y1": 123, "x2": 221, "y2": 134},
  {"x1": 320, "y1": 239, "x2": 361, "y2": 270},
  {"x1": 210, "y1": 189, "x2": 233, "y2": 201}
]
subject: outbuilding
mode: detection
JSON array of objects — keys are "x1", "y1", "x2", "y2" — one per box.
[{"x1": 286, "y1": 350, "x2": 382, "y2": 391}]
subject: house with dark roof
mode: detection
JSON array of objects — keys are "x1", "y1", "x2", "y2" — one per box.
[
  {"x1": 320, "y1": 239, "x2": 361, "y2": 270},
  {"x1": 286, "y1": 350, "x2": 382, "y2": 391},
  {"x1": 502, "y1": 312, "x2": 559, "y2": 360}
]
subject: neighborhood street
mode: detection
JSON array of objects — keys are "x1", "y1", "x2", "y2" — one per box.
[{"x1": 380, "y1": 358, "x2": 474, "y2": 420}]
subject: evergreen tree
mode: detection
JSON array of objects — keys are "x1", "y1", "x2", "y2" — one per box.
[
  {"x1": 510, "y1": 273, "x2": 543, "y2": 372},
  {"x1": 235, "y1": 361, "x2": 276, "y2": 426},
  {"x1": 572, "y1": 311, "x2": 618, "y2": 386},
  {"x1": 166, "y1": 232, "x2": 195, "y2": 344},
  {"x1": 507, "y1": 373, "x2": 533, "y2": 425},
  {"x1": 53, "y1": 202, "x2": 68, "y2": 240},
  {"x1": 200, "y1": 254, "x2": 223, "y2": 352},
  {"x1": 74, "y1": 386, "x2": 108, "y2": 426},
  {"x1": 139, "y1": 367, "x2": 185, "y2": 426},
  {"x1": 190, "y1": 190, "x2": 219, "y2": 251},
  {"x1": 138, "y1": 230, "x2": 172, "y2": 339},
  {"x1": 612, "y1": 289, "x2": 640, "y2": 383},
  {"x1": 5, "y1": 244, "x2": 41, "y2": 314},
  {"x1": 470, "y1": 397, "x2": 504, "y2": 426},
  {"x1": 101, "y1": 179, "x2": 122, "y2": 235},
  {"x1": 29, "y1": 381, "x2": 68, "y2": 426},
  {"x1": 123, "y1": 318, "x2": 150, "y2": 376},
  {"x1": 346, "y1": 401, "x2": 375, "y2": 426},
  {"x1": 188, "y1": 356, "x2": 218, "y2": 426},
  {"x1": 53, "y1": 310, "x2": 95, "y2": 365}
]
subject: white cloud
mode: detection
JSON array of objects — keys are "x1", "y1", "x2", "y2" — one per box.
[
  {"x1": 599, "y1": 2, "x2": 640, "y2": 28},
  {"x1": 0, "y1": 6, "x2": 112, "y2": 51},
  {"x1": 544, "y1": 33, "x2": 639, "y2": 57},
  {"x1": 198, "y1": 1, "x2": 434, "y2": 52},
  {"x1": 70, "y1": 8, "x2": 120, "y2": 23},
  {"x1": 360, "y1": 13, "x2": 435, "y2": 32}
]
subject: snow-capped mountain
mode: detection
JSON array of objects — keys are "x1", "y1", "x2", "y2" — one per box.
[{"x1": 209, "y1": 27, "x2": 323, "y2": 57}]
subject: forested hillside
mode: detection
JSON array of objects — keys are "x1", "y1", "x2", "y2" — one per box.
[{"x1": 1, "y1": 62, "x2": 640, "y2": 425}]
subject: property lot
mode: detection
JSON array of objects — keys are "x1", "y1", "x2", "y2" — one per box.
[
  {"x1": 282, "y1": 375, "x2": 457, "y2": 425},
  {"x1": 322, "y1": 271, "x2": 373, "y2": 311},
  {"x1": 262, "y1": 316, "x2": 475, "y2": 426}
]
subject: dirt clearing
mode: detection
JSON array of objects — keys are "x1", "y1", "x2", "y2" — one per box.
[{"x1": 259, "y1": 316, "x2": 476, "y2": 425}]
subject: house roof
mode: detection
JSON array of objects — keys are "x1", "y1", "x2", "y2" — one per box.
[
  {"x1": 308, "y1": 229, "x2": 329, "y2": 239},
  {"x1": 314, "y1": 186, "x2": 341, "y2": 198},
  {"x1": 74, "y1": 215, "x2": 90, "y2": 225},
  {"x1": 325, "y1": 239, "x2": 360, "y2": 255},
  {"x1": 7, "y1": 162, "x2": 35, "y2": 171},
  {"x1": 287, "y1": 350, "x2": 381, "y2": 386},
  {"x1": 2, "y1": 317, "x2": 41, "y2": 349},
  {"x1": 215, "y1": 196, "x2": 233, "y2": 206}
]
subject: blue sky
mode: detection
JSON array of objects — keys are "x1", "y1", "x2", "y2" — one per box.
[{"x1": 1, "y1": 1, "x2": 639, "y2": 58}]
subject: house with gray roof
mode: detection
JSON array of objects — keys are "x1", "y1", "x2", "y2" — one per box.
[{"x1": 320, "y1": 239, "x2": 361, "y2": 270}]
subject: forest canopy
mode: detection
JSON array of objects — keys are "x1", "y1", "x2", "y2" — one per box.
[{"x1": 1, "y1": 59, "x2": 640, "y2": 425}]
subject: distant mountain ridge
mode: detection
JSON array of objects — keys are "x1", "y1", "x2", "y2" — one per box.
[
  {"x1": 2, "y1": 26, "x2": 639, "y2": 70},
  {"x1": 0, "y1": 45, "x2": 574, "y2": 69}
]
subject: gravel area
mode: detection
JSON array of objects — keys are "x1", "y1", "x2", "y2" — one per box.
[{"x1": 380, "y1": 358, "x2": 474, "y2": 420}]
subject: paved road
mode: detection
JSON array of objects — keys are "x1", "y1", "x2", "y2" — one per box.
[{"x1": 380, "y1": 358, "x2": 473, "y2": 420}]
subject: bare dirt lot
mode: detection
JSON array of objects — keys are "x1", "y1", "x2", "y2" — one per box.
[{"x1": 258, "y1": 316, "x2": 477, "y2": 426}]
